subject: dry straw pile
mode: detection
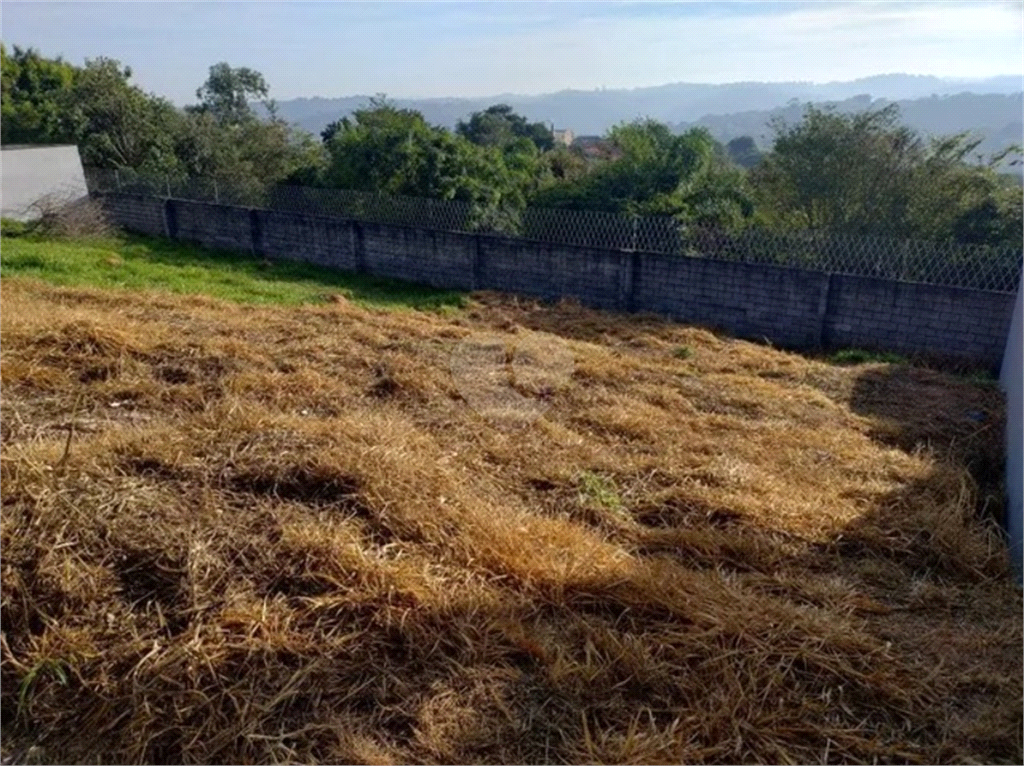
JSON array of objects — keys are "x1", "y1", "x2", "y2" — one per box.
[{"x1": 1, "y1": 278, "x2": 1020, "y2": 763}]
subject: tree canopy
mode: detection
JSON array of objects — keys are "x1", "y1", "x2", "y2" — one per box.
[
  {"x1": 2, "y1": 42, "x2": 1019, "y2": 247},
  {"x1": 1, "y1": 43, "x2": 76, "y2": 145},
  {"x1": 456, "y1": 104, "x2": 554, "y2": 152},
  {"x1": 192, "y1": 62, "x2": 272, "y2": 124},
  {"x1": 531, "y1": 120, "x2": 754, "y2": 230},
  {"x1": 750, "y1": 103, "x2": 1022, "y2": 245}
]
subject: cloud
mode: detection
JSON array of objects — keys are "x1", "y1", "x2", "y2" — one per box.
[
  {"x1": 2, "y1": 0, "x2": 1020, "y2": 102},
  {"x1": 420, "y1": 0, "x2": 1022, "y2": 96}
]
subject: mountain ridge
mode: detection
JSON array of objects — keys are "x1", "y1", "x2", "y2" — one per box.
[{"x1": 265, "y1": 74, "x2": 1023, "y2": 138}]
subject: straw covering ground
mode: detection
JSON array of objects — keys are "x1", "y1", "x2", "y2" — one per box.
[{"x1": 1, "y1": 274, "x2": 1021, "y2": 763}]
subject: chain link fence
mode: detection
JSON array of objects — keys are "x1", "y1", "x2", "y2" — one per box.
[{"x1": 84, "y1": 168, "x2": 1022, "y2": 293}]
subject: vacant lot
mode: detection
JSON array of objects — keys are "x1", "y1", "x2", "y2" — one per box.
[{"x1": 1, "y1": 237, "x2": 1020, "y2": 763}]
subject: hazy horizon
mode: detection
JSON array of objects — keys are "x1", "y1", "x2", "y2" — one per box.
[
  {"x1": 275, "y1": 73, "x2": 1023, "y2": 104},
  {"x1": 2, "y1": 1, "x2": 1022, "y2": 106}
]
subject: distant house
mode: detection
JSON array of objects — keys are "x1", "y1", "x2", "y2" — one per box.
[
  {"x1": 1, "y1": 144, "x2": 89, "y2": 221},
  {"x1": 552, "y1": 129, "x2": 575, "y2": 147}
]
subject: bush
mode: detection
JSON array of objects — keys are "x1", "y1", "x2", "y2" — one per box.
[
  {"x1": 25, "y1": 193, "x2": 112, "y2": 239},
  {"x1": 0, "y1": 218, "x2": 37, "y2": 238}
]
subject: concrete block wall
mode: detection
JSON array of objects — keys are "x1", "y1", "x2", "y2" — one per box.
[
  {"x1": 1000, "y1": 281, "x2": 1022, "y2": 581},
  {"x1": 635, "y1": 253, "x2": 829, "y2": 348},
  {"x1": 824, "y1": 274, "x2": 1017, "y2": 367},
  {"x1": 252, "y1": 209, "x2": 357, "y2": 272},
  {"x1": 96, "y1": 193, "x2": 1016, "y2": 370},
  {"x1": 361, "y1": 223, "x2": 477, "y2": 290},
  {"x1": 172, "y1": 200, "x2": 253, "y2": 253},
  {"x1": 476, "y1": 237, "x2": 626, "y2": 311},
  {"x1": 98, "y1": 194, "x2": 166, "y2": 238}
]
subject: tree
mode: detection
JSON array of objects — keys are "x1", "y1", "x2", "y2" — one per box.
[
  {"x1": 0, "y1": 44, "x2": 77, "y2": 145},
  {"x1": 725, "y1": 136, "x2": 762, "y2": 169},
  {"x1": 751, "y1": 104, "x2": 926, "y2": 235},
  {"x1": 320, "y1": 118, "x2": 344, "y2": 144},
  {"x1": 62, "y1": 56, "x2": 182, "y2": 172},
  {"x1": 319, "y1": 100, "x2": 531, "y2": 230},
  {"x1": 530, "y1": 119, "x2": 753, "y2": 229},
  {"x1": 752, "y1": 103, "x2": 1023, "y2": 244},
  {"x1": 456, "y1": 104, "x2": 554, "y2": 152},
  {"x1": 542, "y1": 145, "x2": 589, "y2": 182},
  {"x1": 192, "y1": 62, "x2": 271, "y2": 125},
  {"x1": 321, "y1": 97, "x2": 438, "y2": 194}
]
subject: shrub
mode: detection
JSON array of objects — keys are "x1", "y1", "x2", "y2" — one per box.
[
  {"x1": 24, "y1": 193, "x2": 112, "y2": 239},
  {"x1": 0, "y1": 218, "x2": 36, "y2": 238}
]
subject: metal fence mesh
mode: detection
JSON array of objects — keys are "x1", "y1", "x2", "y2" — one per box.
[{"x1": 84, "y1": 168, "x2": 1023, "y2": 293}]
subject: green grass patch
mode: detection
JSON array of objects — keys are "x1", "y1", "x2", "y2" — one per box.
[
  {"x1": 1, "y1": 217, "x2": 37, "y2": 239},
  {"x1": 577, "y1": 471, "x2": 624, "y2": 512},
  {"x1": 956, "y1": 370, "x2": 1001, "y2": 388},
  {"x1": 828, "y1": 348, "x2": 908, "y2": 366},
  {"x1": 0, "y1": 231, "x2": 466, "y2": 311},
  {"x1": 672, "y1": 345, "x2": 693, "y2": 360}
]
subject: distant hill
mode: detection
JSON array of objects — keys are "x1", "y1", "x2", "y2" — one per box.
[
  {"x1": 675, "y1": 92, "x2": 1024, "y2": 160},
  {"x1": 267, "y1": 74, "x2": 1023, "y2": 139}
]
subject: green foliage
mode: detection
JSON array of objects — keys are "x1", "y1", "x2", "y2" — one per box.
[
  {"x1": 1, "y1": 45, "x2": 323, "y2": 198},
  {"x1": 1, "y1": 217, "x2": 37, "y2": 238},
  {"x1": 172, "y1": 64, "x2": 324, "y2": 198},
  {"x1": 828, "y1": 348, "x2": 908, "y2": 366},
  {"x1": 577, "y1": 471, "x2": 623, "y2": 512},
  {"x1": 751, "y1": 103, "x2": 1023, "y2": 246},
  {"x1": 532, "y1": 120, "x2": 754, "y2": 230},
  {"x1": 191, "y1": 62, "x2": 271, "y2": 124},
  {"x1": 726, "y1": 136, "x2": 763, "y2": 169},
  {"x1": 0, "y1": 232, "x2": 466, "y2": 310},
  {"x1": 18, "y1": 659, "x2": 69, "y2": 719},
  {"x1": 321, "y1": 98, "x2": 529, "y2": 231},
  {"x1": 5, "y1": 42, "x2": 1017, "y2": 252},
  {"x1": 672, "y1": 346, "x2": 693, "y2": 360},
  {"x1": 172, "y1": 110, "x2": 325, "y2": 203},
  {"x1": 456, "y1": 104, "x2": 554, "y2": 152},
  {"x1": 1, "y1": 43, "x2": 76, "y2": 144},
  {"x1": 542, "y1": 145, "x2": 589, "y2": 182},
  {"x1": 63, "y1": 57, "x2": 181, "y2": 172}
]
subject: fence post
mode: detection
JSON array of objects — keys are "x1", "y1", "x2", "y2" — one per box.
[
  {"x1": 115, "y1": 169, "x2": 121, "y2": 191},
  {"x1": 472, "y1": 234, "x2": 484, "y2": 291},
  {"x1": 166, "y1": 176, "x2": 171, "y2": 198},
  {"x1": 214, "y1": 178, "x2": 219, "y2": 204},
  {"x1": 631, "y1": 216, "x2": 639, "y2": 252}
]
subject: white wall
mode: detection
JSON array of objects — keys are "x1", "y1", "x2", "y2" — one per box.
[
  {"x1": 1, "y1": 145, "x2": 89, "y2": 221},
  {"x1": 1000, "y1": 278, "x2": 1022, "y2": 583}
]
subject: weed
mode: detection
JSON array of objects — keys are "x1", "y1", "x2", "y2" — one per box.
[
  {"x1": 577, "y1": 471, "x2": 623, "y2": 511},
  {"x1": 829, "y1": 348, "x2": 908, "y2": 365},
  {"x1": 957, "y1": 370, "x2": 1001, "y2": 388},
  {"x1": 17, "y1": 659, "x2": 70, "y2": 719},
  {"x1": 672, "y1": 345, "x2": 693, "y2": 360}
]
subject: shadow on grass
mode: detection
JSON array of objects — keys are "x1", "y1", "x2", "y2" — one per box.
[{"x1": 848, "y1": 363, "x2": 1007, "y2": 523}]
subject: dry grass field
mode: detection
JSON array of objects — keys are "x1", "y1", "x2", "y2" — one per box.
[{"x1": 1, "y1": 272, "x2": 1021, "y2": 763}]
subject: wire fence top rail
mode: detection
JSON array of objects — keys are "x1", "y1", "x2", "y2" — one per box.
[{"x1": 85, "y1": 167, "x2": 1023, "y2": 293}]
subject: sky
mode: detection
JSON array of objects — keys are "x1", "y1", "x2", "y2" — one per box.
[{"x1": 2, "y1": 1, "x2": 1022, "y2": 105}]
